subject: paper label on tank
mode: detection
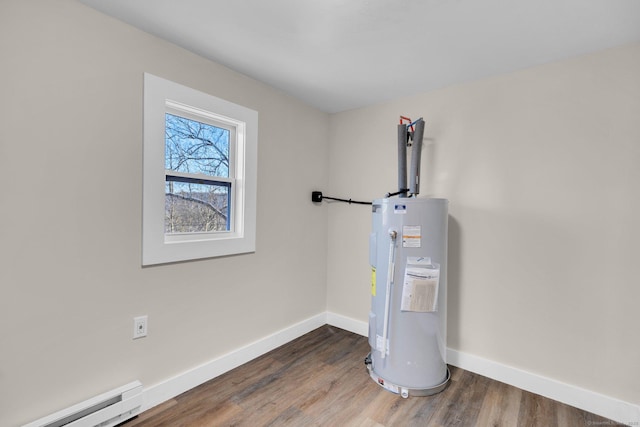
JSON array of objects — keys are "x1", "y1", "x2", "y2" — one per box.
[
  {"x1": 401, "y1": 263, "x2": 440, "y2": 312},
  {"x1": 394, "y1": 204, "x2": 407, "y2": 214},
  {"x1": 402, "y1": 225, "x2": 421, "y2": 247}
]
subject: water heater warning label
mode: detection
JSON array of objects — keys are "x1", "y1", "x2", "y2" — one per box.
[
  {"x1": 371, "y1": 267, "x2": 376, "y2": 296},
  {"x1": 402, "y1": 226, "x2": 421, "y2": 248}
]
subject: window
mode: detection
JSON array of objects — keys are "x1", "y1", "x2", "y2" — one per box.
[
  {"x1": 143, "y1": 73, "x2": 258, "y2": 265},
  {"x1": 164, "y1": 110, "x2": 232, "y2": 235}
]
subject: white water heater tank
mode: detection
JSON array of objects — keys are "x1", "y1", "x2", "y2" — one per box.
[{"x1": 367, "y1": 197, "x2": 449, "y2": 397}]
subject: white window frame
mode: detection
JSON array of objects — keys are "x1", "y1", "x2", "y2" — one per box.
[{"x1": 143, "y1": 73, "x2": 258, "y2": 265}]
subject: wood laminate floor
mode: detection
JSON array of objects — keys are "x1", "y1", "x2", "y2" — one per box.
[{"x1": 122, "y1": 325, "x2": 622, "y2": 426}]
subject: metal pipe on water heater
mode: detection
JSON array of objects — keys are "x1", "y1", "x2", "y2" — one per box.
[
  {"x1": 397, "y1": 124, "x2": 408, "y2": 198},
  {"x1": 409, "y1": 119, "x2": 424, "y2": 196}
]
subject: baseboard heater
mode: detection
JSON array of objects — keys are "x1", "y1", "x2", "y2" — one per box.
[{"x1": 22, "y1": 381, "x2": 143, "y2": 427}]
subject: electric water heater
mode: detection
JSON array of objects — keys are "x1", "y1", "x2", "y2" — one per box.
[{"x1": 366, "y1": 196, "x2": 449, "y2": 397}]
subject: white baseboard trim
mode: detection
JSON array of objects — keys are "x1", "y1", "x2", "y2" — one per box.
[
  {"x1": 138, "y1": 311, "x2": 639, "y2": 426},
  {"x1": 141, "y1": 312, "x2": 327, "y2": 413},
  {"x1": 326, "y1": 311, "x2": 368, "y2": 336},
  {"x1": 446, "y1": 348, "x2": 640, "y2": 426}
]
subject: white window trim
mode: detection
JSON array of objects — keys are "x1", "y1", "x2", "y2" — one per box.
[{"x1": 143, "y1": 73, "x2": 258, "y2": 265}]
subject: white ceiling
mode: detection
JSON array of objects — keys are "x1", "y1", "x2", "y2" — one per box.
[{"x1": 80, "y1": 0, "x2": 640, "y2": 113}]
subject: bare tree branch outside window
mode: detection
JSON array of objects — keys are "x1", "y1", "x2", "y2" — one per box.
[{"x1": 165, "y1": 113, "x2": 231, "y2": 233}]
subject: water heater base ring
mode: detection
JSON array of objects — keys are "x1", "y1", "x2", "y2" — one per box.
[{"x1": 366, "y1": 362, "x2": 450, "y2": 398}]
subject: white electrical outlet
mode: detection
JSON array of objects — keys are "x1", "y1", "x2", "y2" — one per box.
[{"x1": 133, "y1": 315, "x2": 148, "y2": 339}]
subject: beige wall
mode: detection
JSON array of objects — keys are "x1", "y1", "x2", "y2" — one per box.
[
  {"x1": 0, "y1": 1, "x2": 329, "y2": 425},
  {"x1": 327, "y1": 43, "x2": 640, "y2": 404}
]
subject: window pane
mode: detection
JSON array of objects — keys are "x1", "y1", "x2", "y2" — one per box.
[
  {"x1": 165, "y1": 180, "x2": 230, "y2": 233},
  {"x1": 165, "y1": 113, "x2": 230, "y2": 177}
]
